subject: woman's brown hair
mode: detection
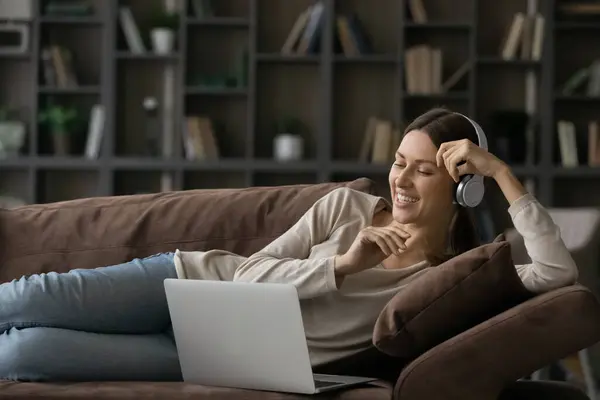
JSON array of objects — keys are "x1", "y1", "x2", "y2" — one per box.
[{"x1": 403, "y1": 107, "x2": 482, "y2": 264}]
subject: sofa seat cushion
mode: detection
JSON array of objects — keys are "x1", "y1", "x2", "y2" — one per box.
[
  {"x1": 0, "y1": 380, "x2": 392, "y2": 400},
  {"x1": 0, "y1": 178, "x2": 375, "y2": 283},
  {"x1": 372, "y1": 239, "x2": 534, "y2": 361}
]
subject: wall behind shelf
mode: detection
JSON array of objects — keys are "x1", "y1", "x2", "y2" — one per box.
[{"x1": 0, "y1": 0, "x2": 597, "y2": 221}]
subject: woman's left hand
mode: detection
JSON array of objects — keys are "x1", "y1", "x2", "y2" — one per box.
[{"x1": 436, "y1": 139, "x2": 507, "y2": 183}]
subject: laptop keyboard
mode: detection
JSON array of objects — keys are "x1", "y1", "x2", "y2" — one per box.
[{"x1": 314, "y1": 380, "x2": 339, "y2": 389}]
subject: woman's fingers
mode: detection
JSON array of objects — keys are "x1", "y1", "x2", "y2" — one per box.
[
  {"x1": 375, "y1": 228, "x2": 408, "y2": 256},
  {"x1": 370, "y1": 232, "x2": 395, "y2": 256},
  {"x1": 445, "y1": 146, "x2": 465, "y2": 182},
  {"x1": 436, "y1": 143, "x2": 450, "y2": 167},
  {"x1": 383, "y1": 226, "x2": 408, "y2": 251},
  {"x1": 364, "y1": 223, "x2": 412, "y2": 258}
]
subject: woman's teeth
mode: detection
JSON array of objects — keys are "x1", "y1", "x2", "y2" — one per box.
[{"x1": 397, "y1": 194, "x2": 419, "y2": 203}]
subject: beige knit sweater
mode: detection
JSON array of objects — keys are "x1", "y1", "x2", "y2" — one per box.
[{"x1": 173, "y1": 187, "x2": 578, "y2": 367}]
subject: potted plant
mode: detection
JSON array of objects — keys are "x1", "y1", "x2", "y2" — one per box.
[
  {"x1": 273, "y1": 116, "x2": 305, "y2": 161},
  {"x1": 38, "y1": 104, "x2": 78, "y2": 155},
  {"x1": 149, "y1": 9, "x2": 179, "y2": 54},
  {"x1": 0, "y1": 107, "x2": 26, "y2": 157}
]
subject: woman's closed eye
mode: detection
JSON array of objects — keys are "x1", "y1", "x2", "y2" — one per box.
[{"x1": 393, "y1": 162, "x2": 434, "y2": 176}]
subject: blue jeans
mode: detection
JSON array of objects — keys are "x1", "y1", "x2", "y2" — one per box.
[{"x1": 0, "y1": 253, "x2": 181, "y2": 382}]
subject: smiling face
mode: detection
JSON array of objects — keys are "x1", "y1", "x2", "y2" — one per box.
[{"x1": 389, "y1": 129, "x2": 455, "y2": 227}]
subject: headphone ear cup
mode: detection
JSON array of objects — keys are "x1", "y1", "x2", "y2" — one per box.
[
  {"x1": 455, "y1": 175, "x2": 470, "y2": 207},
  {"x1": 457, "y1": 175, "x2": 485, "y2": 208}
]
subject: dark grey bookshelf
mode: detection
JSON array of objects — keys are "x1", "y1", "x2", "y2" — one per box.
[{"x1": 0, "y1": 0, "x2": 599, "y2": 213}]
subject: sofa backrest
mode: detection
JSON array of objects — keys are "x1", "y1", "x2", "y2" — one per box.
[{"x1": 0, "y1": 178, "x2": 376, "y2": 283}]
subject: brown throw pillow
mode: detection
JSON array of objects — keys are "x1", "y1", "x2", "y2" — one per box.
[{"x1": 372, "y1": 238, "x2": 534, "y2": 359}]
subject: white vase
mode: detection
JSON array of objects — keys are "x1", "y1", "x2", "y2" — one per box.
[
  {"x1": 151, "y1": 28, "x2": 175, "y2": 54},
  {"x1": 274, "y1": 134, "x2": 303, "y2": 161},
  {"x1": 0, "y1": 121, "x2": 25, "y2": 157}
]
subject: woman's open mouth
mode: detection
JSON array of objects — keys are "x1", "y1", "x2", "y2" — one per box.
[{"x1": 395, "y1": 193, "x2": 420, "y2": 206}]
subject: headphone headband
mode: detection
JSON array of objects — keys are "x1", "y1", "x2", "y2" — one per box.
[{"x1": 453, "y1": 112, "x2": 488, "y2": 151}]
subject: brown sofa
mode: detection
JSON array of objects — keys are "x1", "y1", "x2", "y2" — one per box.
[{"x1": 0, "y1": 177, "x2": 598, "y2": 400}]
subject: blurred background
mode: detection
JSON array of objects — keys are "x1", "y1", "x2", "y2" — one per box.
[{"x1": 0, "y1": 0, "x2": 599, "y2": 393}]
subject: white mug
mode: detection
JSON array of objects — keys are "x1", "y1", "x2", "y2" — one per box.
[
  {"x1": 274, "y1": 134, "x2": 303, "y2": 161},
  {"x1": 151, "y1": 28, "x2": 175, "y2": 54}
]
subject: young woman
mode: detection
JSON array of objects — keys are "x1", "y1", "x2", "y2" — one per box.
[{"x1": 0, "y1": 107, "x2": 577, "y2": 382}]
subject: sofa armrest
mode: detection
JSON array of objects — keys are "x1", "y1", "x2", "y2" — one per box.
[{"x1": 392, "y1": 285, "x2": 600, "y2": 400}]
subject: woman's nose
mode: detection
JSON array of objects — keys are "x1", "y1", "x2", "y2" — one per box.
[{"x1": 394, "y1": 169, "x2": 412, "y2": 187}]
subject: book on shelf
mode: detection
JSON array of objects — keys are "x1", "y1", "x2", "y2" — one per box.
[
  {"x1": 83, "y1": 104, "x2": 105, "y2": 159},
  {"x1": 557, "y1": 120, "x2": 579, "y2": 167},
  {"x1": 41, "y1": 45, "x2": 79, "y2": 87},
  {"x1": 405, "y1": 45, "x2": 458, "y2": 94},
  {"x1": 183, "y1": 116, "x2": 220, "y2": 160},
  {"x1": 500, "y1": 12, "x2": 545, "y2": 61},
  {"x1": 557, "y1": 119, "x2": 600, "y2": 167},
  {"x1": 334, "y1": 13, "x2": 373, "y2": 56},
  {"x1": 588, "y1": 121, "x2": 600, "y2": 166},
  {"x1": 281, "y1": 2, "x2": 324, "y2": 55},
  {"x1": 358, "y1": 116, "x2": 402, "y2": 164},
  {"x1": 560, "y1": 60, "x2": 600, "y2": 96},
  {"x1": 406, "y1": 0, "x2": 428, "y2": 23},
  {"x1": 119, "y1": 6, "x2": 146, "y2": 54}
]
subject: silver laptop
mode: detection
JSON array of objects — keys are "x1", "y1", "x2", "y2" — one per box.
[{"x1": 163, "y1": 279, "x2": 377, "y2": 394}]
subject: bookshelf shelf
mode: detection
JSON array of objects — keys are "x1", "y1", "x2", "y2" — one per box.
[
  {"x1": 476, "y1": 57, "x2": 541, "y2": 67},
  {"x1": 555, "y1": 22, "x2": 600, "y2": 30},
  {"x1": 185, "y1": 86, "x2": 248, "y2": 96},
  {"x1": 187, "y1": 17, "x2": 250, "y2": 27},
  {"x1": 0, "y1": 53, "x2": 31, "y2": 60},
  {"x1": 403, "y1": 92, "x2": 470, "y2": 100},
  {"x1": 404, "y1": 22, "x2": 472, "y2": 30},
  {"x1": 0, "y1": 0, "x2": 597, "y2": 213},
  {"x1": 39, "y1": 16, "x2": 103, "y2": 25},
  {"x1": 255, "y1": 54, "x2": 320, "y2": 63},
  {"x1": 552, "y1": 166, "x2": 600, "y2": 177},
  {"x1": 38, "y1": 86, "x2": 101, "y2": 94},
  {"x1": 115, "y1": 52, "x2": 180, "y2": 61},
  {"x1": 334, "y1": 55, "x2": 398, "y2": 63},
  {"x1": 554, "y1": 94, "x2": 600, "y2": 102}
]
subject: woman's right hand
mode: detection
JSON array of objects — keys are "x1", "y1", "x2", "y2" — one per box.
[{"x1": 334, "y1": 222, "x2": 411, "y2": 277}]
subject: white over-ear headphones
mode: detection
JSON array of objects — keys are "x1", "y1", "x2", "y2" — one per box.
[{"x1": 453, "y1": 113, "x2": 488, "y2": 208}]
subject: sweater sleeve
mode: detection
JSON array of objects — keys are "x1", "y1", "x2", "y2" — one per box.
[
  {"x1": 233, "y1": 187, "x2": 353, "y2": 299},
  {"x1": 509, "y1": 193, "x2": 579, "y2": 293}
]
